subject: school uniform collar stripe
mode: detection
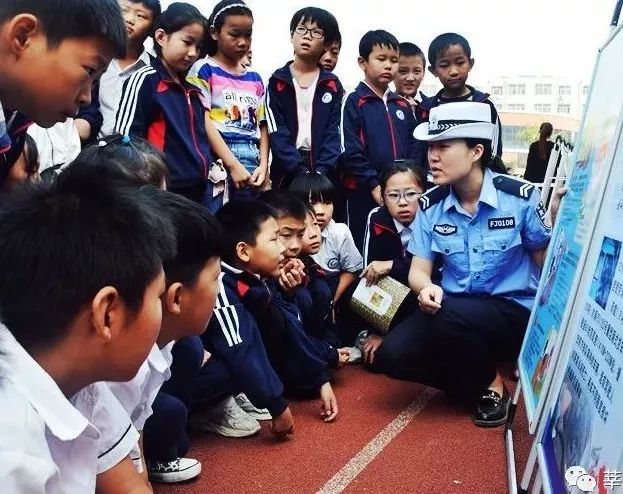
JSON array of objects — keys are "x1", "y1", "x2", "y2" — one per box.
[
  {"x1": 0, "y1": 324, "x2": 90, "y2": 441},
  {"x1": 362, "y1": 206, "x2": 379, "y2": 266},
  {"x1": 114, "y1": 65, "x2": 156, "y2": 136}
]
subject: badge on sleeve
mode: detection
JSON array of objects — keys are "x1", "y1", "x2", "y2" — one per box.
[
  {"x1": 433, "y1": 224, "x2": 457, "y2": 235},
  {"x1": 322, "y1": 92, "x2": 333, "y2": 104},
  {"x1": 488, "y1": 217, "x2": 516, "y2": 229}
]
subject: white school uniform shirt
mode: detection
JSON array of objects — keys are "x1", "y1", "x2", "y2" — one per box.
[
  {"x1": 98, "y1": 50, "x2": 152, "y2": 138},
  {"x1": 393, "y1": 218, "x2": 415, "y2": 249},
  {"x1": 0, "y1": 324, "x2": 138, "y2": 493},
  {"x1": 107, "y1": 342, "x2": 174, "y2": 471},
  {"x1": 312, "y1": 219, "x2": 363, "y2": 274}
]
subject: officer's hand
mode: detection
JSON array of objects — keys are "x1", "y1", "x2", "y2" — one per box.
[{"x1": 418, "y1": 284, "x2": 443, "y2": 314}]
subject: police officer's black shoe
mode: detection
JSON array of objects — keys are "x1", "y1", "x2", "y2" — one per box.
[{"x1": 473, "y1": 387, "x2": 510, "y2": 428}]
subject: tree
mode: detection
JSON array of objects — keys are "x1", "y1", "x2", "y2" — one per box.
[{"x1": 518, "y1": 125, "x2": 541, "y2": 146}]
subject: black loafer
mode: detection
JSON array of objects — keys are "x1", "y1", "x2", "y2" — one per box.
[{"x1": 473, "y1": 388, "x2": 510, "y2": 428}]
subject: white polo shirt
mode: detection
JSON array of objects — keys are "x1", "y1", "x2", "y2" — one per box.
[
  {"x1": 107, "y1": 342, "x2": 174, "y2": 471},
  {"x1": 312, "y1": 219, "x2": 363, "y2": 274},
  {"x1": 98, "y1": 50, "x2": 152, "y2": 138}
]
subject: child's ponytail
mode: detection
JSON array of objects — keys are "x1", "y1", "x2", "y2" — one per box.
[{"x1": 205, "y1": 0, "x2": 253, "y2": 57}]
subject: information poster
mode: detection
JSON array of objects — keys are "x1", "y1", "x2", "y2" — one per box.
[
  {"x1": 539, "y1": 176, "x2": 623, "y2": 494},
  {"x1": 518, "y1": 27, "x2": 623, "y2": 431}
]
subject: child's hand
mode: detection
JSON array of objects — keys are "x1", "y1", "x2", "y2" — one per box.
[
  {"x1": 319, "y1": 382, "x2": 339, "y2": 422},
  {"x1": 230, "y1": 161, "x2": 251, "y2": 189},
  {"x1": 278, "y1": 259, "x2": 305, "y2": 292},
  {"x1": 271, "y1": 407, "x2": 294, "y2": 439},
  {"x1": 337, "y1": 348, "x2": 350, "y2": 368},
  {"x1": 371, "y1": 185, "x2": 383, "y2": 206},
  {"x1": 250, "y1": 165, "x2": 267, "y2": 188},
  {"x1": 363, "y1": 334, "x2": 384, "y2": 365},
  {"x1": 202, "y1": 350, "x2": 211, "y2": 367},
  {"x1": 360, "y1": 260, "x2": 393, "y2": 286}
]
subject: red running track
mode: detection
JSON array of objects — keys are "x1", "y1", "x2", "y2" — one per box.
[{"x1": 154, "y1": 366, "x2": 533, "y2": 494}]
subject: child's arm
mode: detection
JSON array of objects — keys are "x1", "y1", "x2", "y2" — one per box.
[
  {"x1": 96, "y1": 457, "x2": 152, "y2": 494},
  {"x1": 334, "y1": 271, "x2": 357, "y2": 303},
  {"x1": 313, "y1": 79, "x2": 345, "y2": 176},
  {"x1": 334, "y1": 224, "x2": 364, "y2": 301},
  {"x1": 114, "y1": 70, "x2": 156, "y2": 138},
  {"x1": 204, "y1": 116, "x2": 250, "y2": 189},
  {"x1": 265, "y1": 79, "x2": 306, "y2": 177},
  {"x1": 340, "y1": 94, "x2": 380, "y2": 197},
  {"x1": 319, "y1": 382, "x2": 338, "y2": 422},
  {"x1": 250, "y1": 122, "x2": 269, "y2": 188}
]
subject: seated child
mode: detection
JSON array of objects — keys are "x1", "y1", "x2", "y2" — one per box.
[
  {"x1": 0, "y1": 165, "x2": 175, "y2": 491},
  {"x1": 340, "y1": 30, "x2": 419, "y2": 250},
  {"x1": 289, "y1": 173, "x2": 364, "y2": 345},
  {"x1": 360, "y1": 160, "x2": 427, "y2": 365},
  {"x1": 217, "y1": 198, "x2": 340, "y2": 422},
  {"x1": 394, "y1": 42, "x2": 426, "y2": 114},
  {"x1": 199, "y1": 200, "x2": 297, "y2": 433}
]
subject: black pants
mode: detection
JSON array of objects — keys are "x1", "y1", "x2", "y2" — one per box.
[
  {"x1": 430, "y1": 295, "x2": 530, "y2": 406},
  {"x1": 346, "y1": 186, "x2": 377, "y2": 252}
]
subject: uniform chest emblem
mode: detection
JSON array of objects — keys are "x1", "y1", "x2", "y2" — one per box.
[
  {"x1": 322, "y1": 92, "x2": 333, "y2": 104},
  {"x1": 488, "y1": 217, "x2": 516, "y2": 229},
  {"x1": 433, "y1": 224, "x2": 457, "y2": 235},
  {"x1": 396, "y1": 109, "x2": 405, "y2": 120}
]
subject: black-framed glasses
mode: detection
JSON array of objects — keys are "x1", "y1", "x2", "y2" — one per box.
[
  {"x1": 384, "y1": 190, "x2": 423, "y2": 203},
  {"x1": 294, "y1": 25, "x2": 324, "y2": 39}
]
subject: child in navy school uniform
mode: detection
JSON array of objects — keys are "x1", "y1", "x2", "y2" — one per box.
[
  {"x1": 340, "y1": 30, "x2": 419, "y2": 251},
  {"x1": 265, "y1": 7, "x2": 344, "y2": 189},
  {"x1": 115, "y1": 3, "x2": 214, "y2": 205},
  {"x1": 217, "y1": 198, "x2": 342, "y2": 422}
]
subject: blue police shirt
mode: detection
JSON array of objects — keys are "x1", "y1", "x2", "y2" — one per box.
[{"x1": 408, "y1": 168, "x2": 551, "y2": 310}]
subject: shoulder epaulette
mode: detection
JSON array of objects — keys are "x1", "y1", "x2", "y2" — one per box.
[
  {"x1": 418, "y1": 185, "x2": 450, "y2": 211},
  {"x1": 492, "y1": 175, "x2": 534, "y2": 199}
]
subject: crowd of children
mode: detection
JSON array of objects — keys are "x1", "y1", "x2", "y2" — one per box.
[{"x1": 0, "y1": 0, "x2": 565, "y2": 491}]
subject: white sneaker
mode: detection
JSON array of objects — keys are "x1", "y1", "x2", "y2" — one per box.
[
  {"x1": 189, "y1": 396, "x2": 261, "y2": 437},
  {"x1": 147, "y1": 457, "x2": 201, "y2": 483},
  {"x1": 345, "y1": 346, "x2": 363, "y2": 364},
  {"x1": 234, "y1": 393, "x2": 272, "y2": 420},
  {"x1": 354, "y1": 330, "x2": 368, "y2": 351}
]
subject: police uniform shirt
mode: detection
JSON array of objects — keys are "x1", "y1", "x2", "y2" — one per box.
[
  {"x1": 0, "y1": 324, "x2": 137, "y2": 493},
  {"x1": 312, "y1": 219, "x2": 364, "y2": 274},
  {"x1": 408, "y1": 168, "x2": 551, "y2": 309},
  {"x1": 107, "y1": 342, "x2": 174, "y2": 471}
]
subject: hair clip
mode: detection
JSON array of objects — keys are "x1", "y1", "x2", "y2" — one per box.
[
  {"x1": 98, "y1": 140, "x2": 107, "y2": 147},
  {"x1": 122, "y1": 135, "x2": 131, "y2": 145}
]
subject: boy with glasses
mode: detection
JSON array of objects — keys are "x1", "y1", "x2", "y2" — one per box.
[{"x1": 265, "y1": 7, "x2": 344, "y2": 189}]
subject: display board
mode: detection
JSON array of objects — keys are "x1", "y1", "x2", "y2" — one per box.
[{"x1": 517, "y1": 25, "x2": 623, "y2": 432}]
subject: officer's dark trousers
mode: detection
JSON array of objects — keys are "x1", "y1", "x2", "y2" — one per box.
[
  {"x1": 430, "y1": 294, "x2": 530, "y2": 406},
  {"x1": 372, "y1": 295, "x2": 530, "y2": 407}
]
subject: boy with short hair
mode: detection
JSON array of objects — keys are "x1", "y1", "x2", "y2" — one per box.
[
  {"x1": 0, "y1": 0, "x2": 126, "y2": 181},
  {"x1": 98, "y1": 0, "x2": 161, "y2": 138},
  {"x1": 340, "y1": 29, "x2": 418, "y2": 251},
  {"x1": 265, "y1": 7, "x2": 344, "y2": 188},
  {"x1": 196, "y1": 200, "x2": 296, "y2": 436},
  {"x1": 0, "y1": 170, "x2": 175, "y2": 491},
  {"x1": 217, "y1": 198, "x2": 340, "y2": 422},
  {"x1": 320, "y1": 35, "x2": 341, "y2": 72},
  {"x1": 394, "y1": 42, "x2": 426, "y2": 114},
  {"x1": 417, "y1": 32, "x2": 502, "y2": 156}
]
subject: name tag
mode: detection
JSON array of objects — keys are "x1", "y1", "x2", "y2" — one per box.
[
  {"x1": 433, "y1": 224, "x2": 458, "y2": 235},
  {"x1": 488, "y1": 217, "x2": 516, "y2": 229}
]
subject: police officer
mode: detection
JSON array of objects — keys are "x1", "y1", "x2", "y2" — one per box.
[{"x1": 407, "y1": 101, "x2": 559, "y2": 427}]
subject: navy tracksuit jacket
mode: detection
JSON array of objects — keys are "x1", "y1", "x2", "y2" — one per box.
[
  {"x1": 339, "y1": 81, "x2": 418, "y2": 250},
  {"x1": 265, "y1": 62, "x2": 344, "y2": 188},
  {"x1": 115, "y1": 56, "x2": 213, "y2": 200}
]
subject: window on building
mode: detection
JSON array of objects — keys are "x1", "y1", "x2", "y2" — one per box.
[
  {"x1": 557, "y1": 104, "x2": 571, "y2": 114},
  {"x1": 534, "y1": 104, "x2": 551, "y2": 113},
  {"x1": 535, "y1": 84, "x2": 552, "y2": 95},
  {"x1": 508, "y1": 104, "x2": 525, "y2": 111},
  {"x1": 582, "y1": 85, "x2": 589, "y2": 96},
  {"x1": 558, "y1": 85, "x2": 571, "y2": 95},
  {"x1": 491, "y1": 86, "x2": 503, "y2": 95},
  {"x1": 508, "y1": 84, "x2": 526, "y2": 95}
]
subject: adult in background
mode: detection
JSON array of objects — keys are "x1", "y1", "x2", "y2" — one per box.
[{"x1": 524, "y1": 122, "x2": 554, "y2": 183}]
